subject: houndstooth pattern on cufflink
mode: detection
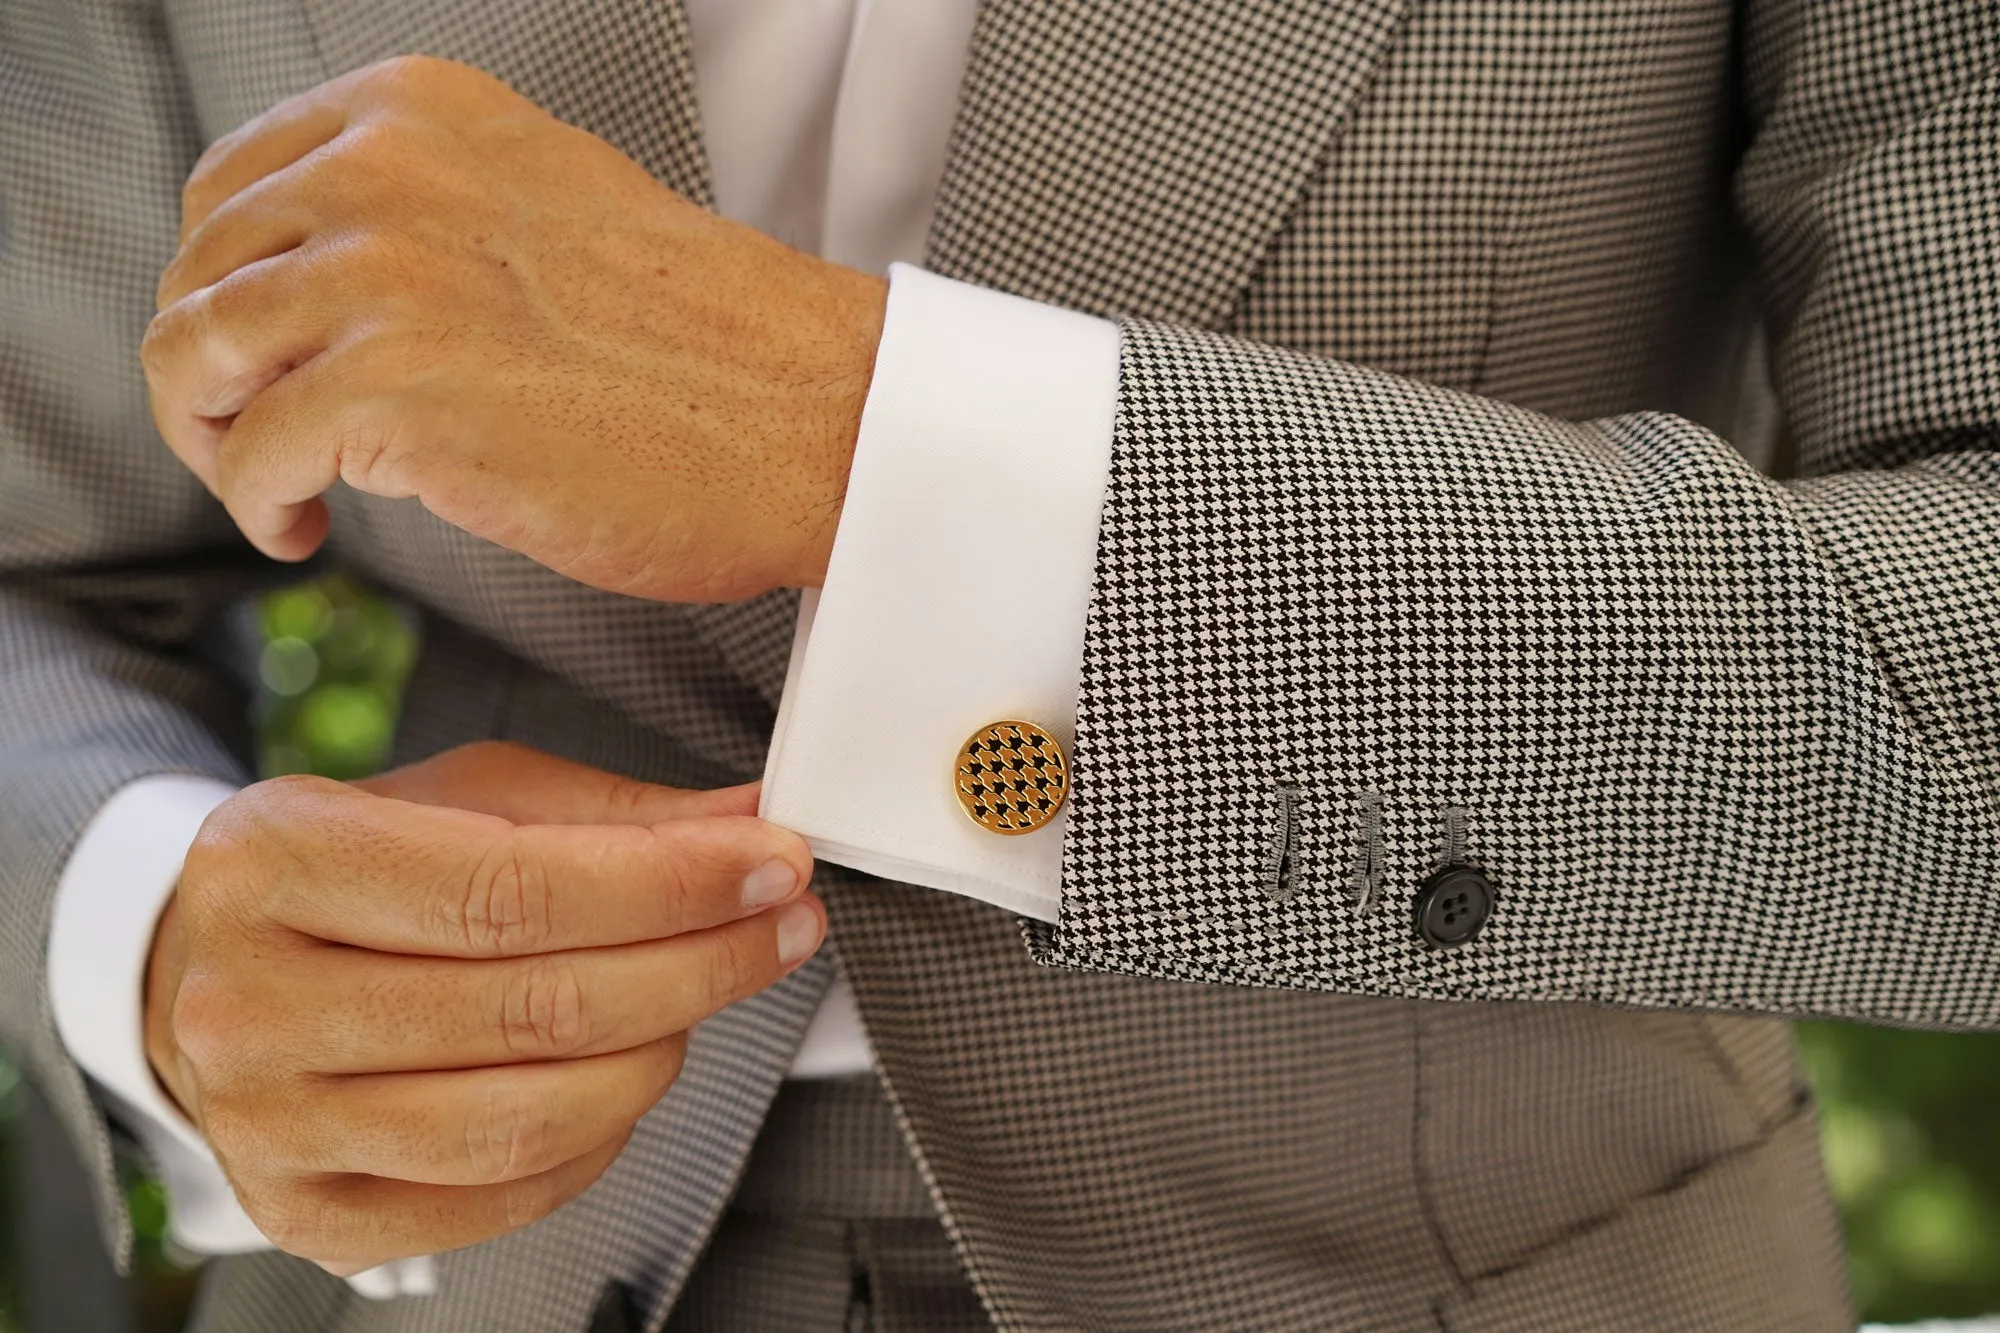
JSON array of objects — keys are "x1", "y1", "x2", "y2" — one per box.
[{"x1": 954, "y1": 721, "x2": 1069, "y2": 835}]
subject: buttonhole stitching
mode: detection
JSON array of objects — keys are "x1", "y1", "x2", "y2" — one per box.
[
  {"x1": 1437, "y1": 805, "x2": 1469, "y2": 869},
  {"x1": 1264, "y1": 784, "x2": 1303, "y2": 903},
  {"x1": 1349, "y1": 790, "x2": 1386, "y2": 913}
]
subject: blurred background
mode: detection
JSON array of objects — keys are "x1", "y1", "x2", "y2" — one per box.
[{"x1": 2, "y1": 574, "x2": 1998, "y2": 1330}]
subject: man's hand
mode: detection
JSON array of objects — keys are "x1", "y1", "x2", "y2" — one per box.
[
  {"x1": 143, "y1": 55, "x2": 887, "y2": 603},
  {"x1": 143, "y1": 742, "x2": 825, "y2": 1274}
]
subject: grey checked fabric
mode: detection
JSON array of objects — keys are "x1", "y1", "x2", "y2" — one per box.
[
  {"x1": 663, "y1": 1076, "x2": 991, "y2": 1333},
  {"x1": 5, "y1": 0, "x2": 1991, "y2": 1327}
]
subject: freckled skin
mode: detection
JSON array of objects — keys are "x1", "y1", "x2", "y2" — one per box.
[{"x1": 144, "y1": 53, "x2": 888, "y2": 604}]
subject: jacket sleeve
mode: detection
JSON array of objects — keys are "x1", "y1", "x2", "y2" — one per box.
[
  {"x1": 1, "y1": 0, "x2": 262, "y2": 1264},
  {"x1": 1036, "y1": 1, "x2": 2000, "y2": 1028}
]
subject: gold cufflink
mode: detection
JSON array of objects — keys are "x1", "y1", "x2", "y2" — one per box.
[{"x1": 954, "y1": 720, "x2": 1069, "y2": 835}]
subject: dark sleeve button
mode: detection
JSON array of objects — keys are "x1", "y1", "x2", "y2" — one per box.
[{"x1": 1413, "y1": 864, "x2": 1494, "y2": 948}]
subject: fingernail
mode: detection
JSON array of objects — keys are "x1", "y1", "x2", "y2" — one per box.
[
  {"x1": 741, "y1": 859, "x2": 798, "y2": 909},
  {"x1": 776, "y1": 902, "x2": 824, "y2": 964}
]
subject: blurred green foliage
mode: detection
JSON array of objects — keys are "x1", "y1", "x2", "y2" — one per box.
[
  {"x1": 1798, "y1": 1021, "x2": 2000, "y2": 1321},
  {"x1": 253, "y1": 576, "x2": 418, "y2": 780},
  {"x1": 4, "y1": 575, "x2": 1997, "y2": 1328}
]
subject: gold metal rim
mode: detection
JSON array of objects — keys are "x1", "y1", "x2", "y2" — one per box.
[{"x1": 953, "y1": 719, "x2": 1070, "y2": 836}]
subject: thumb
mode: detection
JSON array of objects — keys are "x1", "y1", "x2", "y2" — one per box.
[{"x1": 352, "y1": 741, "x2": 761, "y2": 826}]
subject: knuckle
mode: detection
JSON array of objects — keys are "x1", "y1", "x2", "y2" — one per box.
[
  {"x1": 247, "y1": 1183, "x2": 336, "y2": 1259},
  {"x1": 192, "y1": 268, "x2": 276, "y2": 347},
  {"x1": 169, "y1": 969, "x2": 249, "y2": 1068},
  {"x1": 496, "y1": 954, "x2": 591, "y2": 1058},
  {"x1": 185, "y1": 776, "x2": 331, "y2": 913},
  {"x1": 243, "y1": 1195, "x2": 306, "y2": 1253},
  {"x1": 185, "y1": 111, "x2": 262, "y2": 197},
  {"x1": 452, "y1": 740, "x2": 530, "y2": 768},
  {"x1": 363, "y1": 53, "x2": 495, "y2": 106},
  {"x1": 701, "y1": 928, "x2": 769, "y2": 1011},
  {"x1": 600, "y1": 774, "x2": 656, "y2": 823},
  {"x1": 365, "y1": 53, "x2": 447, "y2": 93},
  {"x1": 140, "y1": 291, "x2": 226, "y2": 392},
  {"x1": 138, "y1": 310, "x2": 182, "y2": 379},
  {"x1": 647, "y1": 835, "x2": 701, "y2": 908},
  {"x1": 332, "y1": 119, "x2": 408, "y2": 177},
  {"x1": 652, "y1": 1034, "x2": 688, "y2": 1091},
  {"x1": 182, "y1": 158, "x2": 219, "y2": 209},
  {"x1": 163, "y1": 286, "x2": 253, "y2": 394},
  {"x1": 459, "y1": 836, "x2": 555, "y2": 956},
  {"x1": 497, "y1": 1156, "x2": 583, "y2": 1232},
  {"x1": 366, "y1": 739, "x2": 521, "y2": 799},
  {"x1": 332, "y1": 412, "x2": 405, "y2": 494},
  {"x1": 179, "y1": 812, "x2": 247, "y2": 905},
  {"x1": 497, "y1": 1182, "x2": 549, "y2": 1232},
  {"x1": 195, "y1": 1084, "x2": 285, "y2": 1168},
  {"x1": 256, "y1": 771, "x2": 345, "y2": 812},
  {"x1": 180, "y1": 155, "x2": 230, "y2": 226},
  {"x1": 315, "y1": 132, "x2": 436, "y2": 240},
  {"x1": 192, "y1": 1083, "x2": 247, "y2": 1148},
  {"x1": 461, "y1": 1079, "x2": 561, "y2": 1184}
]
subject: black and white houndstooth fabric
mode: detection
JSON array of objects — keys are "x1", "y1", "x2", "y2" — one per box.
[
  {"x1": 4, "y1": 0, "x2": 1993, "y2": 1327},
  {"x1": 1030, "y1": 2, "x2": 2000, "y2": 1027},
  {"x1": 1044, "y1": 328, "x2": 2000, "y2": 1021}
]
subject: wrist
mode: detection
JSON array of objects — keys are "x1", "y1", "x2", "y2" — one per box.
[
  {"x1": 789, "y1": 267, "x2": 887, "y2": 590},
  {"x1": 143, "y1": 892, "x2": 199, "y2": 1127}
]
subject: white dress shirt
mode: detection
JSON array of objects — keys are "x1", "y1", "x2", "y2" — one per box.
[{"x1": 45, "y1": 0, "x2": 1119, "y2": 1291}]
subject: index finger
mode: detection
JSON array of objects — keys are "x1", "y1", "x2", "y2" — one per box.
[
  {"x1": 179, "y1": 70, "x2": 374, "y2": 242},
  {"x1": 210, "y1": 779, "x2": 813, "y2": 957}
]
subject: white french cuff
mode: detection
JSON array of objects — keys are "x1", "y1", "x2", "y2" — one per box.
[
  {"x1": 46, "y1": 775, "x2": 434, "y2": 1299},
  {"x1": 761, "y1": 263, "x2": 1120, "y2": 922}
]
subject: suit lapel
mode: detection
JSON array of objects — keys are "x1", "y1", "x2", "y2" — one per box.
[{"x1": 926, "y1": 0, "x2": 1412, "y2": 328}]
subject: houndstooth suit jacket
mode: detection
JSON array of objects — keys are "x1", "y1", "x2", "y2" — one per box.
[{"x1": 5, "y1": 0, "x2": 1995, "y2": 1326}]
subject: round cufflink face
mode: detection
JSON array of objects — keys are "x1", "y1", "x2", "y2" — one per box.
[{"x1": 954, "y1": 720, "x2": 1070, "y2": 835}]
